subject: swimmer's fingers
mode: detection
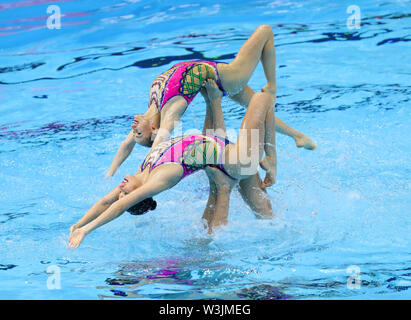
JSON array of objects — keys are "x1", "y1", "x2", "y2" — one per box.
[
  {"x1": 259, "y1": 173, "x2": 275, "y2": 190},
  {"x1": 259, "y1": 156, "x2": 276, "y2": 188},
  {"x1": 68, "y1": 239, "x2": 80, "y2": 249},
  {"x1": 68, "y1": 229, "x2": 86, "y2": 249},
  {"x1": 208, "y1": 78, "x2": 217, "y2": 86},
  {"x1": 204, "y1": 79, "x2": 218, "y2": 90},
  {"x1": 69, "y1": 224, "x2": 78, "y2": 234},
  {"x1": 261, "y1": 173, "x2": 275, "y2": 188},
  {"x1": 200, "y1": 85, "x2": 211, "y2": 105},
  {"x1": 68, "y1": 225, "x2": 77, "y2": 243},
  {"x1": 204, "y1": 79, "x2": 223, "y2": 100},
  {"x1": 200, "y1": 87, "x2": 208, "y2": 98}
]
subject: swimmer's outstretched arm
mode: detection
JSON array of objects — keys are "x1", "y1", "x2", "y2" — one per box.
[
  {"x1": 69, "y1": 186, "x2": 121, "y2": 236},
  {"x1": 151, "y1": 98, "x2": 187, "y2": 148},
  {"x1": 69, "y1": 167, "x2": 181, "y2": 248},
  {"x1": 106, "y1": 129, "x2": 137, "y2": 177}
]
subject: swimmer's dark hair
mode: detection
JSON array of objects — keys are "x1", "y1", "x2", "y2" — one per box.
[{"x1": 127, "y1": 197, "x2": 157, "y2": 215}]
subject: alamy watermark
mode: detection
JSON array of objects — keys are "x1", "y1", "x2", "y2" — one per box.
[
  {"x1": 47, "y1": 5, "x2": 61, "y2": 29},
  {"x1": 46, "y1": 265, "x2": 61, "y2": 289},
  {"x1": 346, "y1": 265, "x2": 361, "y2": 289},
  {"x1": 346, "y1": 5, "x2": 361, "y2": 30}
]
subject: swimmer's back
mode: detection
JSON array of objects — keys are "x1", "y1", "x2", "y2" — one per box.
[
  {"x1": 149, "y1": 61, "x2": 226, "y2": 112},
  {"x1": 140, "y1": 134, "x2": 234, "y2": 179}
]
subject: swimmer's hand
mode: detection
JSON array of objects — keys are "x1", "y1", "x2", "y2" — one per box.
[
  {"x1": 68, "y1": 228, "x2": 87, "y2": 249},
  {"x1": 259, "y1": 156, "x2": 276, "y2": 188},
  {"x1": 204, "y1": 79, "x2": 222, "y2": 103},
  {"x1": 69, "y1": 223, "x2": 79, "y2": 235}
]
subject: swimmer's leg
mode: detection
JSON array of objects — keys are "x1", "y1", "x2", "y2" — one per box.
[
  {"x1": 230, "y1": 85, "x2": 317, "y2": 150},
  {"x1": 202, "y1": 178, "x2": 217, "y2": 228},
  {"x1": 210, "y1": 189, "x2": 231, "y2": 232},
  {"x1": 204, "y1": 167, "x2": 235, "y2": 233},
  {"x1": 152, "y1": 96, "x2": 188, "y2": 148},
  {"x1": 225, "y1": 92, "x2": 277, "y2": 187},
  {"x1": 238, "y1": 173, "x2": 273, "y2": 218},
  {"x1": 275, "y1": 117, "x2": 317, "y2": 150},
  {"x1": 218, "y1": 25, "x2": 276, "y2": 95}
]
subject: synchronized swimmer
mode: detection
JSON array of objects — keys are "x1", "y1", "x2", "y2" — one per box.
[
  {"x1": 106, "y1": 25, "x2": 316, "y2": 178},
  {"x1": 68, "y1": 25, "x2": 317, "y2": 248},
  {"x1": 70, "y1": 80, "x2": 275, "y2": 248}
]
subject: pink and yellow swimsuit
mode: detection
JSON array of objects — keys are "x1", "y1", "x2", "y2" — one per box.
[
  {"x1": 149, "y1": 60, "x2": 227, "y2": 112},
  {"x1": 139, "y1": 134, "x2": 235, "y2": 180}
]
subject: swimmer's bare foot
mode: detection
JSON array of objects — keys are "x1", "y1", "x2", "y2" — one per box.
[
  {"x1": 259, "y1": 156, "x2": 276, "y2": 188},
  {"x1": 294, "y1": 134, "x2": 317, "y2": 150}
]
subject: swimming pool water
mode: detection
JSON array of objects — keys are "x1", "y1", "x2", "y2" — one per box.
[{"x1": 0, "y1": 0, "x2": 410, "y2": 299}]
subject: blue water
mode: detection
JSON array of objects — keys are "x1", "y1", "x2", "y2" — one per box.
[{"x1": 0, "y1": 0, "x2": 410, "y2": 300}]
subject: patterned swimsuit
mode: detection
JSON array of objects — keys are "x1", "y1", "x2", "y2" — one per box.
[
  {"x1": 149, "y1": 60, "x2": 227, "y2": 112},
  {"x1": 139, "y1": 134, "x2": 235, "y2": 180}
]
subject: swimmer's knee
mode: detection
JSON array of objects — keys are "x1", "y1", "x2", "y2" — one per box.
[{"x1": 258, "y1": 24, "x2": 273, "y2": 37}]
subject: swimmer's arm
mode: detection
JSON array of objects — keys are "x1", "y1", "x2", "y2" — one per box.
[
  {"x1": 210, "y1": 97, "x2": 226, "y2": 135},
  {"x1": 85, "y1": 183, "x2": 164, "y2": 234},
  {"x1": 200, "y1": 88, "x2": 214, "y2": 134},
  {"x1": 106, "y1": 129, "x2": 136, "y2": 177},
  {"x1": 208, "y1": 189, "x2": 231, "y2": 233},
  {"x1": 204, "y1": 80, "x2": 227, "y2": 138},
  {"x1": 69, "y1": 182, "x2": 168, "y2": 248},
  {"x1": 204, "y1": 167, "x2": 235, "y2": 233},
  {"x1": 70, "y1": 168, "x2": 181, "y2": 248},
  {"x1": 152, "y1": 100, "x2": 187, "y2": 148},
  {"x1": 70, "y1": 186, "x2": 121, "y2": 233}
]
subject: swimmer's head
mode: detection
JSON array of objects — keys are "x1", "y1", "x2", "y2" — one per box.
[
  {"x1": 118, "y1": 174, "x2": 157, "y2": 215},
  {"x1": 131, "y1": 114, "x2": 157, "y2": 147},
  {"x1": 127, "y1": 197, "x2": 157, "y2": 215},
  {"x1": 119, "y1": 174, "x2": 142, "y2": 195}
]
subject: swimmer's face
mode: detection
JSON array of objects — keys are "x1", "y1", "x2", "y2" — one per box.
[
  {"x1": 119, "y1": 174, "x2": 142, "y2": 198},
  {"x1": 132, "y1": 115, "x2": 153, "y2": 147}
]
